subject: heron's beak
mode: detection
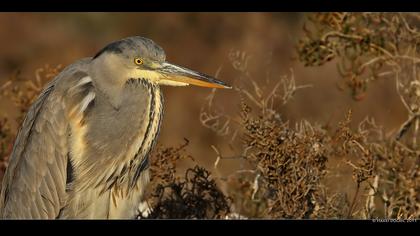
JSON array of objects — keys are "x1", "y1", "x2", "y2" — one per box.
[{"x1": 157, "y1": 62, "x2": 231, "y2": 89}]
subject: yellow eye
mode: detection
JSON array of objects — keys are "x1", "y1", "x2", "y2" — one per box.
[{"x1": 134, "y1": 58, "x2": 143, "y2": 65}]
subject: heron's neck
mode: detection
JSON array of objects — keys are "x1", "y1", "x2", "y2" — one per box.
[
  {"x1": 124, "y1": 78, "x2": 164, "y2": 188},
  {"x1": 89, "y1": 57, "x2": 127, "y2": 109}
]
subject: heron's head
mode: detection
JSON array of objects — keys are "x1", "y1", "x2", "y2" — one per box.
[{"x1": 89, "y1": 36, "x2": 231, "y2": 89}]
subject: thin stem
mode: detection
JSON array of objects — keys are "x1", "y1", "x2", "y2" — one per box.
[
  {"x1": 348, "y1": 182, "x2": 360, "y2": 218},
  {"x1": 414, "y1": 118, "x2": 419, "y2": 149}
]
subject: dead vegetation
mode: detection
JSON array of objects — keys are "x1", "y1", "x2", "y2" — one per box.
[
  {"x1": 0, "y1": 12, "x2": 419, "y2": 219},
  {"x1": 196, "y1": 13, "x2": 419, "y2": 219},
  {"x1": 297, "y1": 13, "x2": 420, "y2": 219},
  {"x1": 144, "y1": 140, "x2": 231, "y2": 219}
]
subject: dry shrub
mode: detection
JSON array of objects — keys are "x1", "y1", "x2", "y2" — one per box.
[
  {"x1": 297, "y1": 12, "x2": 420, "y2": 101},
  {"x1": 199, "y1": 13, "x2": 419, "y2": 219},
  {"x1": 239, "y1": 103, "x2": 328, "y2": 218},
  {"x1": 296, "y1": 12, "x2": 420, "y2": 219},
  {"x1": 200, "y1": 49, "x2": 338, "y2": 218},
  {"x1": 144, "y1": 140, "x2": 231, "y2": 219},
  {"x1": 147, "y1": 165, "x2": 231, "y2": 219},
  {"x1": 205, "y1": 100, "x2": 356, "y2": 219},
  {"x1": 203, "y1": 67, "x2": 418, "y2": 219}
]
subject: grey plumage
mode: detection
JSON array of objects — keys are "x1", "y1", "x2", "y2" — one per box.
[{"x1": 0, "y1": 36, "x2": 230, "y2": 219}]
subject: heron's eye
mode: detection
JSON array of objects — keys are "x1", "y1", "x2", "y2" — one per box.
[{"x1": 134, "y1": 58, "x2": 144, "y2": 65}]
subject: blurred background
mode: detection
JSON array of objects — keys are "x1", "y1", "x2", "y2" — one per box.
[{"x1": 0, "y1": 13, "x2": 408, "y2": 196}]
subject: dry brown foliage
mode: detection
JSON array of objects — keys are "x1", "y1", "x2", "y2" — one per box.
[
  {"x1": 144, "y1": 140, "x2": 231, "y2": 219},
  {"x1": 195, "y1": 13, "x2": 419, "y2": 219},
  {"x1": 296, "y1": 13, "x2": 420, "y2": 219}
]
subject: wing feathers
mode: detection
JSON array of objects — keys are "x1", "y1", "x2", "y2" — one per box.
[{"x1": 0, "y1": 61, "x2": 92, "y2": 218}]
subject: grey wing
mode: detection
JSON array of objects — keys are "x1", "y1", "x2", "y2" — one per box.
[{"x1": 0, "y1": 61, "x2": 90, "y2": 219}]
